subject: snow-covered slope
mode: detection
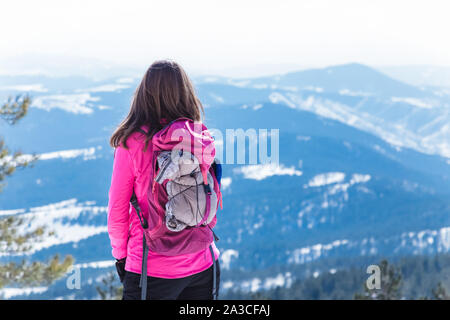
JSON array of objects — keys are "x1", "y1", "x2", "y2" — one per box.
[{"x1": 0, "y1": 63, "x2": 449, "y2": 299}]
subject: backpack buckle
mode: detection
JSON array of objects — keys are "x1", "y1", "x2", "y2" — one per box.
[{"x1": 203, "y1": 183, "x2": 212, "y2": 195}]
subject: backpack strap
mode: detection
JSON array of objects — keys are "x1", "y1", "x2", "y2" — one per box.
[
  {"x1": 130, "y1": 191, "x2": 148, "y2": 229},
  {"x1": 209, "y1": 244, "x2": 218, "y2": 300},
  {"x1": 136, "y1": 128, "x2": 147, "y2": 135},
  {"x1": 209, "y1": 159, "x2": 220, "y2": 299},
  {"x1": 139, "y1": 235, "x2": 149, "y2": 300},
  {"x1": 130, "y1": 191, "x2": 149, "y2": 300},
  {"x1": 196, "y1": 184, "x2": 212, "y2": 227}
]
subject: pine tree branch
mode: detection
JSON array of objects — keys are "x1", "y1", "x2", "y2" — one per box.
[
  {"x1": 0, "y1": 95, "x2": 31, "y2": 125},
  {"x1": 0, "y1": 255, "x2": 73, "y2": 289},
  {"x1": 0, "y1": 94, "x2": 74, "y2": 291}
]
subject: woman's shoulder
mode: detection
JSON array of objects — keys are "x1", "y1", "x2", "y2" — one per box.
[{"x1": 119, "y1": 126, "x2": 150, "y2": 152}]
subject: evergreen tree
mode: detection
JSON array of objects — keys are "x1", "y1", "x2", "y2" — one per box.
[
  {"x1": 0, "y1": 95, "x2": 73, "y2": 293},
  {"x1": 96, "y1": 271, "x2": 123, "y2": 300},
  {"x1": 432, "y1": 282, "x2": 449, "y2": 300},
  {"x1": 354, "y1": 259, "x2": 402, "y2": 300},
  {"x1": 0, "y1": 95, "x2": 34, "y2": 191}
]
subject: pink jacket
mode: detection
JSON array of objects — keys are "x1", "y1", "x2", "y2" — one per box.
[{"x1": 107, "y1": 125, "x2": 219, "y2": 279}]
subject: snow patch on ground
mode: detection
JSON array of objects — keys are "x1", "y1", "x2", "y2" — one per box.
[
  {"x1": 220, "y1": 177, "x2": 232, "y2": 190},
  {"x1": 31, "y1": 93, "x2": 100, "y2": 114},
  {"x1": 288, "y1": 226, "x2": 450, "y2": 265},
  {"x1": 0, "y1": 84, "x2": 48, "y2": 92},
  {"x1": 74, "y1": 260, "x2": 115, "y2": 269},
  {"x1": 391, "y1": 97, "x2": 433, "y2": 109},
  {"x1": 0, "y1": 287, "x2": 48, "y2": 299},
  {"x1": 339, "y1": 89, "x2": 373, "y2": 97},
  {"x1": 220, "y1": 249, "x2": 239, "y2": 270},
  {"x1": 235, "y1": 163, "x2": 303, "y2": 181},
  {"x1": 268, "y1": 91, "x2": 450, "y2": 158},
  {"x1": 230, "y1": 272, "x2": 293, "y2": 293},
  {"x1": 305, "y1": 172, "x2": 345, "y2": 187},
  {"x1": 77, "y1": 83, "x2": 130, "y2": 93},
  {"x1": 2, "y1": 147, "x2": 101, "y2": 167},
  {"x1": 39, "y1": 147, "x2": 98, "y2": 161},
  {"x1": 0, "y1": 199, "x2": 107, "y2": 256}
]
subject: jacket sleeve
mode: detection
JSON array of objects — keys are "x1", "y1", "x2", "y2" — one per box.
[{"x1": 107, "y1": 146, "x2": 135, "y2": 260}]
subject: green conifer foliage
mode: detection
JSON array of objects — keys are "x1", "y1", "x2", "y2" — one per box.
[{"x1": 0, "y1": 95, "x2": 73, "y2": 293}]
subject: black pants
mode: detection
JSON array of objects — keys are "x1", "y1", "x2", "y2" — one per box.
[{"x1": 122, "y1": 261, "x2": 220, "y2": 300}]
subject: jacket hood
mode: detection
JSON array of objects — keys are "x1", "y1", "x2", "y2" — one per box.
[{"x1": 151, "y1": 117, "x2": 216, "y2": 185}]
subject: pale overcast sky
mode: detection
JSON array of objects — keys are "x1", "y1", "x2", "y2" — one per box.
[{"x1": 1, "y1": 0, "x2": 449, "y2": 77}]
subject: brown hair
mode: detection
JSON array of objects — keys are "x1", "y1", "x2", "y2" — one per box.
[{"x1": 110, "y1": 59, "x2": 204, "y2": 149}]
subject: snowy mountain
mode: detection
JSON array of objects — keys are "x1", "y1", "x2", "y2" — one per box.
[
  {"x1": 0, "y1": 63, "x2": 449, "y2": 299},
  {"x1": 379, "y1": 65, "x2": 450, "y2": 88}
]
